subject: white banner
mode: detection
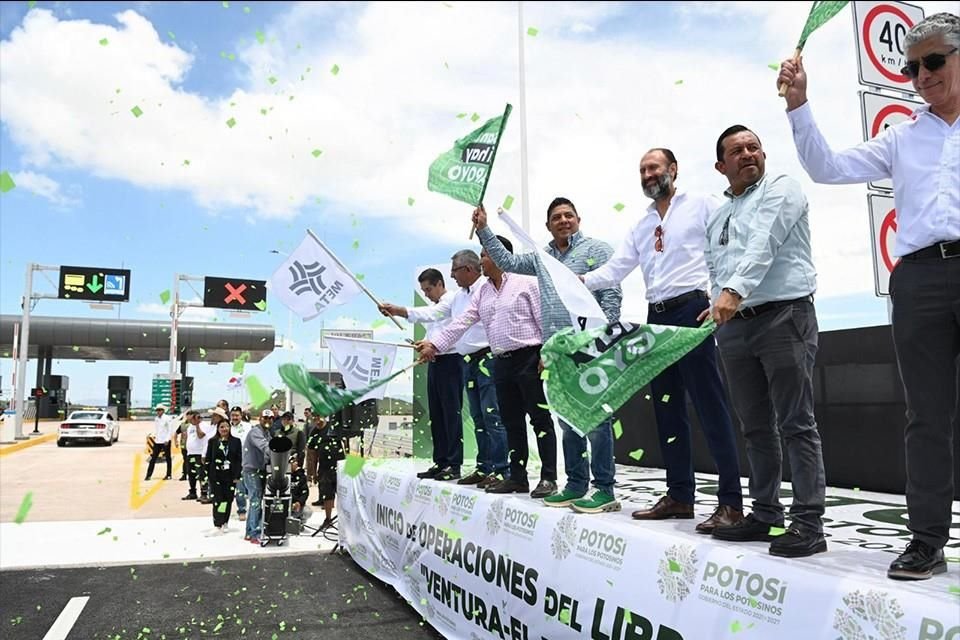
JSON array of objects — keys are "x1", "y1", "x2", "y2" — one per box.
[
  {"x1": 337, "y1": 460, "x2": 958, "y2": 640},
  {"x1": 325, "y1": 337, "x2": 398, "y2": 403},
  {"x1": 269, "y1": 232, "x2": 362, "y2": 321}
]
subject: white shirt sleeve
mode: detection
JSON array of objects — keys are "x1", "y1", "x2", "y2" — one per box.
[
  {"x1": 583, "y1": 227, "x2": 641, "y2": 290},
  {"x1": 406, "y1": 293, "x2": 454, "y2": 324}
]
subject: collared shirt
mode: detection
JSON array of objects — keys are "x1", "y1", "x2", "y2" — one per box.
[
  {"x1": 186, "y1": 421, "x2": 215, "y2": 456},
  {"x1": 584, "y1": 190, "x2": 720, "y2": 302},
  {"x1": 406, "y1": 281, "x2": 488, "y2": 355},
  {"x1": 153, "y1": 414, "x2": 173, "y2": 444},
  {"x1": 406, "y1": 290, "x2": 457, "y2": 355},
  {"x1": 704, "y1": 173, "x2": 817, "y2": 306},
  {"x1": 432, "y1": 272, "x2": 541, "y2": 355},
  {"x1": 230, "y1": 420, "x2": 251, "y2": 445},
  {"x1": 477, "y1": 226, "x2": 621, "y2": 339},
  {"x1": 788, "y1": 101, "x2": 960, "y2": 257}
]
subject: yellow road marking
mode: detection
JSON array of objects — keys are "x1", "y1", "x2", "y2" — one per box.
[
  {"x1": 129, "y1": 453, "x2": 184, "y2": 510},
  {"x1": 0, "y1": 432, "x2": 57, "y2": 456}
]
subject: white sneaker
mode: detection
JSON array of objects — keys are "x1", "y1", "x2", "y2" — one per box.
[{"x1": 204, "y1": 527, "x2": 224, "y2": 537}]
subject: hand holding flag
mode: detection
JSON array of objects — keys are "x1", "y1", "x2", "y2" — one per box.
[{"x1": 777, "y1": 1, "x2": 848, "y2": 97}]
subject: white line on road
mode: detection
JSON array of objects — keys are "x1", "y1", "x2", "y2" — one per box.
[{"x1": 42, "y1": 596, "x2": 90, "y2": 640}]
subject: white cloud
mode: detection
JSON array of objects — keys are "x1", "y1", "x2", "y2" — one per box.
[{"x1": 10, "y1": 170, "x2": 80, "y2": 207}]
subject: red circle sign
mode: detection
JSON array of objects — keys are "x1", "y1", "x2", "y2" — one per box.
[
  {"x1": 863, "y1": 4, "x2": 915, "y2": 83},
  {"x1": 879, "y1": 208, "x2": 899, "y2": 272},
  {"x1": 871, "y1": 103, "x2": 914, "y2": 137}
]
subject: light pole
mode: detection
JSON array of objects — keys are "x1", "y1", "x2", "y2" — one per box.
[{"x1": 269, "y1": 250, "x2": 295, "y2": 410}]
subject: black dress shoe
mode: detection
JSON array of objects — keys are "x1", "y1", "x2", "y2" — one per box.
[
  {"x1": 530, "y1": 479, "x2": 557, "y2": 499},
  {"x1": 181, "y1": 493, "x2": 198, "y2": 501},
  {"x1": 435, "y1": 467, "x2": 461, "y2": 481},
  {"x1": 769, "y1": 527, "x2": 827, "y2": 558},
  {"x1": 458, "y1": 470, "x2": 487, "y2": 485},
  {"x1": 486, "y1": 479, "x2": 530, "y2": 494},
  {"x1": 416, "y1": 465, "x2": 442, "y2": 479},
  {"x1": 311, "y1": 499, "x2": 324, "y2": 507},
  {"x1": 163, "y1": 475, "x2": 173, "y2": 480},
  {"x1": 888, "y1": 540, "x2": 947, "y2": 580},
  {"x1": 632, "y1": 495, "x2": 694, "y2": 520},
  {"x1": 712, "y1": 514, "x2": 782, "y2": 542}
]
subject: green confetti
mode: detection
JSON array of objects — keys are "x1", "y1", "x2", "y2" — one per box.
[
  {"x1": 254, "y1": 300, "x2": 267, "y2": 311},
  {"x1": 666, "y1": 436, "x2": 677, "y2": 443},
  {"x1": 407, "y1": 197, "x2": 415, "y2": 206},
  {"x1": 748, "y1": 597, "x2": 758, "y2": 608},
  {"x1": 371, "y1": 318, "x2": 387, "y2": 329},
  {"x1": 439, "y1": 526, "x2": 462, "y2": 540},
  {"x1": 948, "y1": 585, "x2": 960, "y2": 595},
  {"x1": 243, "y1": 6, "x2": 251, "y2": 13},
  {"x1": 352, "y1": 239, "x2": 360, "y2": 250},
  {"x1": 199, "y1": 347, "x2": 207, "y2": 359},
  {"x1": 661, "y1": 394, "x2": 671, "y2": 402},
  {"x1": 502, "y1": 194, "x2": 515, "y2": 210},
  {"x1": 674, "y1": 79, "x2": 684, "y2": 85},
  {"x1": 585, "y1": 257, "x2": 596, "y2": 266},
  {"x1": 456, "y1": 113, "x2": 467, "y2": 119},
  {"x1": 612, "y1": 419, "x2": 623, "y2": 440},
  {"x1": 558, "y1": 608, "x2": 571, "y2": 624},
  {"x1": 13, "y1": 492, "x2": 33, "y2": 524},
  {"x1": 536, "y1": 403, "x2": 552, "y2": 411},
  {"x1": 668, "y1": 559, "x2": 682, "y2": 573},
  {"x1": 217, "y1": 502, "x2": 228, "y2": 513},
  {"x1": 527, "y1": 26, "x2": 539, "y2": 36},
  {"x1": 330, "y1": 64, "x2": 340, "y2": 76},
  {"x1": 470, "y1": 112, "x2": 480, "y2": 122},
  {"x1": 731, "y1": 620, "x2": 742, "y2": 633},
  {"x1": 768, "y1": 62, "x2": 780, "y2": 70},
  {"x1": 159, "y1": 289, "x2": 171, "y2": 305},
  {"x1": 72, "y1": 346, "x2": 80, "y2": 352},
  {"x1": 226, "y1": 117, "x2": 237, "y2": 128},
  {"x1": 131, "y1": 106, "x2": 144, "y2": 118},
  {"x1": 613, "y1": 202, "x2": 625, "y2": 212},
  {"x1": 244, "y1": 376, "x2": 271, "y2": 407},
  {"x1": 268, "y1": 76, "x2": 278, "y2": 85},
  {"x1": 0, "y1": 171, "x2": 16, "y2": 194},
  {"x1": 344, "y1": 454, "x2": 365, "y2": 477},
  {"x1": 97, "y1": 527, "x2": 112, "y2": 535},
  {"x1": 311, "y1": 149, "x2": 323, "y2": 158},
  {"x1": 222, "y1": 1, "x2": 229, "y2": 6},
  {"x1": 628, "y1": 449, "x2": 644, "y2": 461},
  {"x1": 167, "y1": 31, "x2": 176, "y2": 40},
  {"x1": 99, "y1": 38, "x2": 109, "y2": 46},
  {"x1": 255, "y1": 29, "x2": 265, "y2": 44},
  {"x1": 768, "y1": 526, "x2": 786, "y2": 537}
]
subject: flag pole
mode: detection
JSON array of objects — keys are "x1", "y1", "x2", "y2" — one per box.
[
  {"x1": 305, "y1": 229, "x2": 406, "y2": 332},
  {"x1": 326, "y1": 336, "x2": 416, "y2": 349},
  {"x1": 469, "y1": 102, "x2": 513, "y2": 239},
  {"x1": 517, "y1": 0, "x2": 530, "y2": 235},
  {"x1": 778, "y1": 1, "x2": 818, "y2": 97}
]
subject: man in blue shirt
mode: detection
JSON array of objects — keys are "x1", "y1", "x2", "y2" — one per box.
[{"x1": 700, "y1": 125, "x2": 826, "y2": 559}]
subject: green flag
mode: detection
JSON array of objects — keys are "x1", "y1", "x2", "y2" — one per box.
[
  {"x1": 278, "y1": 362, "x2": 407, "y2": 416},
  {"x1": 427, "y1": 104, "x2": 512, "y2": 206},
  {"x1": 541, "y1": 320, "x2": 716, "y2": 436},
  {"x1": 797, "y1": 1, "x2": 848, "y2": 49}
]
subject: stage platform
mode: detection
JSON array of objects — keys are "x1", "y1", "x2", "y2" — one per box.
[{"x1": 338, "y1": 459, "x2": 959, "y2": 640}]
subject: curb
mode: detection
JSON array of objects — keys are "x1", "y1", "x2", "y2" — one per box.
[{"x1": 0, "y1": 432, "x2": 57, "y2": 456}]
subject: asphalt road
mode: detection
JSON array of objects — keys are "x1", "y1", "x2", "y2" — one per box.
[{"x1": 1, "y1": 551, "x2": 445, "y2": 639}]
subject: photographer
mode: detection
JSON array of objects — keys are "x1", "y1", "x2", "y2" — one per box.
[
  {"x1": 289, "y1": 454, "x2": 311, "y2": 525},
  {"x1": 312, "y1": 414, "x2": 345, "y2": 530}
]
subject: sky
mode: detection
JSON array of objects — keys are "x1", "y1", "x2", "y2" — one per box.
[{"x1": 0, "y1": 0, "x2": 952, "y2": 407}]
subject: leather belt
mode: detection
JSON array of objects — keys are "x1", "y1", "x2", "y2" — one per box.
[
  {"x1": 902, "y1": 239, "x2": 960, "y2": 261},
  {"x1": 649, "y1": 290, "x2": 707, "y2": 314},
  {"x1": 733, "y1": 295, "x2": 814, "y2": 320},
  {"x1": 468, "y1": 347, "x2": 491, "y2": 360},
  {"x1": 494, "y1": 345, "x2": 540, "y2": 360}
]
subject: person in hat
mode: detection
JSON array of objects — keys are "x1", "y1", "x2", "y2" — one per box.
[
  {"x1": 273, "y1": 411, "x2": 306, "y2": 466},
  {"x1": 241, "y1": 409, "x2": 274, "y2": 543},
  {"x1": 145, "y1": 403, "x2": 174, "y2": 481},
  {"x1": 204, "y1": 415, "x2": 242, "y2": 536}
]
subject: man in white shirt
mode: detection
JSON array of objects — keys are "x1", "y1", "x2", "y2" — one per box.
[
  {"x1": 145, "y1": 403, "x2": 174, "y2": 480},
  {"x1": 381, "y1": 251, "x2": 509, "y2": 488},
  {"x1": 379, "y1": 269, "x2": 464, "y2": 482},
  {"x1": 778, "y1": 12, "x2": 959, "y2": 580},
  {"x1": 584, "y1": 148, "x2": 744, "y2": 534},
  {"x1": 182, "y1": 410, "x2": 215, "y2": 501}
]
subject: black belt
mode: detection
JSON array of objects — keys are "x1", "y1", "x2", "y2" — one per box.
[
  {"x1": 649, "y1": 290, "x2": 707, "y2": 314},
  {"x1": 494, "y1": 345, "x2": 540, "y2": 359},
  {"x1": 468, "y1": 347, "x2": 490, "y2": 360},
  {"x1": 902, "y1": 239, "x2": 960, "y2": 261},
  {"x1": 733, "y1": 295, "x2": 814, "y2": 320}
]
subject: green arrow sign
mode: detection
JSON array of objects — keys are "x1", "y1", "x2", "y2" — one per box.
[{"x1": 86, "y1": 275, "x2": 103, "y2": 293}]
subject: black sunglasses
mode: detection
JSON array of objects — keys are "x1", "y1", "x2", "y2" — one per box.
[
  {"x1": 719, "y1": 215, "x2": 732, "y2": 246},
  {"x1": 901, "y1": 47, "x2": 958, "y2": 79}
]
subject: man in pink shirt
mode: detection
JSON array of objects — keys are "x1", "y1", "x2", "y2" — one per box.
[{"x1": 417, "y1": 236, "x2": 558, "y2": 498}]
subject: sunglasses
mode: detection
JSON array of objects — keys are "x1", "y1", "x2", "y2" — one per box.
[
  {"x1": 654, "y1": 225, "x2": 664, "y2": 252},
  {"x1": 719, "y1": 215, "x2": 732, "y2": 246},
  {"x1": 900, "y1": 47, "x2": 958, "y2": 79}
]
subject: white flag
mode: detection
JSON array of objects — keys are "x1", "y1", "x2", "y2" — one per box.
[
  {"x1": 325, "y1": 337, "x2": 398, "y2": 403},
  {"x1": 270, "y1": 232, "x2": 363, "y2": 321},
  {"x1": 496, "y1": 210, "x2": 605, "y2": 329}
]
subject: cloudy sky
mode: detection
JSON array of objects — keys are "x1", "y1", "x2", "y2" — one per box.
[{"x1": 0, "y1": 1, "x2": 951, "y2": 406}]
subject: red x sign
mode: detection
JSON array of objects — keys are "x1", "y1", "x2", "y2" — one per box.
[{"x1": 224, "y1": 282, "x2": 248, "y2": 305}]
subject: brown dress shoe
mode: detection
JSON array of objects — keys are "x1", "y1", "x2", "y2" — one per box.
[
  {"x1": 695, "y1": 505, "x2": 744, "y2": 534},
  {"x1": 631, "y1": 495, "x2": 694, "y2": 520}
]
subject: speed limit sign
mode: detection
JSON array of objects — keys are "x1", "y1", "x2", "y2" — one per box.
[
  {"x1": 859, "y1": 91, "x2": 922, "y2": 191},
  {"x1": 853, "y1": 1, "x2": 925, "y2": 92}
]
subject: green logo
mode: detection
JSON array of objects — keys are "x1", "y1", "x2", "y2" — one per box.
[{"x1": 657, "y1": 544, "x2": 698, "y2": 602}]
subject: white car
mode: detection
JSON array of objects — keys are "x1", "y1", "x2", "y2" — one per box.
[{"x1": 57, "y1": 410, "x2": 120, "y2": 447}]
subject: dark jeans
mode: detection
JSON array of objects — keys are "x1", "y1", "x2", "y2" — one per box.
[
  {"x1": 890, "y1": 255, "x2": 960, "y2": 549},
  {"x1": 493, "y1": 345, "x2": 557, "y2": 484},
  {"x1": 717, "y1": 300, "x2": 825, "y2": 533},
  {"x1": 211, "y1": 475, "x2": 236, "y2": 527},
  {"x1": 427, "y1": 354, "x2": 464, "y2": 471},
  {"x1": 186, "y1": 454, "x2": 207, "y2": 495},
  {"x1": 146, "y1": 441, "x2": 172, "y2": 479},
  {"x1": 462, "y1": 353, "x2": 508, "y2": 474},
  {"x1": 648, "y1": 292, "x2": 743, "y2": 509},
  {"x1": 560, "y1": 418, "x2": 616, "y2": 496}
]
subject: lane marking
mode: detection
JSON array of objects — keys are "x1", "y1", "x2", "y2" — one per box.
[
  {"x1": 0, "y1": 432, "x2": 57, "y2": 456},
  {"x1": 42, "y1": 596, "x2": 90, "y2": 640},
  {"x1": 129, "y1": 452, "x2": 184, "y2": 510}
]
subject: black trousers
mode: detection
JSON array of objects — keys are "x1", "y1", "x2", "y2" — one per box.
[
  {"x1": 493, "y1": 345, "x2": 557, "y2": 483},
  {"x1": 889, "y1": 254, "x2": 960, "y2": 549},
  {"x1": 186, "y1": 454, "x2": 207, "y2": 495},
  {"x1": 211, "y1": 474, "x2": 237, "y2": 527},
  {"x1": 426, "y1": 354, "x2": 465, "y2": 470},
  {"x1": 146, "y1": 441, "x2": 171, "y2": 479}
]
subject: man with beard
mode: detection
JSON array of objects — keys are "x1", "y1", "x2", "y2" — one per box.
[{"x1": 583, "y1": 148, "x2": 744, "y2": 533}]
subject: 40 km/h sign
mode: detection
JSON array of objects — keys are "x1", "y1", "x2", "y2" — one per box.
[
  {"x1": 859, "y1": 91, "x2": 922, "y2": 191},
  {"x1": 853, "y1": 1, "x2": 925, "y2": 92},
  {"x1": 868, "y1": 193, "x2": 898, "y2": 297}
]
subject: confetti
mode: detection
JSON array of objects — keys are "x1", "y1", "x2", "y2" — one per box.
[
  {"x1": 527, "y1": 26, "x2": 539, "y2": 36},
  {"x1": 255, "y1": 29, "x2": 266, "y2": 44},
  {"x1": 585, "y1": 257, "x2": 596, "y2": 266},
  {"x1": 311, "y1": 149, "x2": 323, "y2": 158},
  {"x1": 456, "y1": 113, "x2": 467, "y2": 119},
  {"x1": 768, "y1": 526, "x2": 786, "y2": 537},
  {"x1": 470, "y1": 113, "x2": 480, "y2": 122},
  {"x1": 666, "y1": 436, "x2": 677, "y2": 443},
  {"x1": 330, "y1": 64, "x2": 340, "y2": 76},
  {"x1": 343, "y1": 454, "x2": 365, "y2": 477},
  {"x1": 159, "y1": 289, "x2": 171, "y2": 305},
  {"x1": 661, "y1": 394, "x2": 671, "y2": 402},
  {"x1": 245, "y1": 376, "x2": 271, "y2": 406},
  {"x1": 97, "y1": 527, "x2": 112, "y2": 535},
  {"x1": 0, "y1": 171, "x2": 16, "y2": 194},
  {"x1": 131, "y1": 106, "x2": 144, "y2": 118},
  {"x1": 613, "y1": 202, "x2": 625, "y2": 212},
  {"x1": 167, "y1": 31, "x2": 176, "y2": 40},
  {"x1": 731, "y1": 621, "x2": 743, "y2": 633},
  {"x1": 371, "y1": 318, "x2": 387, "y2": 329},
  {"x1": 352, "y1": 239, "x2": 360, "y2": 250},
  {"x1": 222, "y1": 1, "x2": 229, "y2": 6},
  {"x1": 72, "y1": 346, "x2": 80, "y2": 352},
  {"x1": 948, "y1": 585, "x2": 960, "y2": 595},
  {"x1": 254, "y1": 300, "x2": 267, "y2": 311},
  {"x1": 536, "y1": 403, "x2": 552, "y2": 411},
  {"x1": 99, "y1": 38, "x2": 109, "y2": 46},
  {"x1": 675, "y1": 79, "x2": 684, "y2": 85},
  {"x1": 199, "y1": 347, "x2": 207, "y2": 358},
  {"x1": 226, "y1": 117, "x2": 237, "y2": 128},
  {"x1": 13, "y1": 492, "x2": 33, "y2": 524},
  {"x1": 502, "y1": 194, "x2": 515, "y2": 210},
  {"x1": 558, "y1": 609, "x2": 571, "y2": 624},
  {"x1": 628, "y1": 448, "x2": 644, "y2": 461},
  {"x1": 268, "y1": 76, "x2": 278, "y2": 85},
  {"x1": 668, "y1": 559, "x2": 682, "y2": 573},
  {"x1": 612, "y1": 419, "x2": 623, "y2": 440},
  {"x1": 407, "y1": 197, "x2": 415, "y2": 206},
  {"x1": 243, "y1": 5, "x2": 251, "y2": 13},
  {"x1": 768, "y1": 62, "x2": 780, "y2": 70}
]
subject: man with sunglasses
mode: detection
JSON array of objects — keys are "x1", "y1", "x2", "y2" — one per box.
[
  {"x1": 700, "y1": 124, "x2": 825, "y2": 560},
  {"x1": 583, "y1": 148, "x2": 744, "y2": 534},
  {"x1": 778, "y1": 12, "x2": 959, "y2": 580}
]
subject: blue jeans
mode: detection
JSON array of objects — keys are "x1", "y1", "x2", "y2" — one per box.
[
  {"x1": 561, "y1": 418, "x2": 616, "y2": 496},
  {"x1": 462, "y1": 353, "x2": 508, "y2": 474},
  {"x1": 242, "y1": 470, "x2": 264, "y2": 538},
  {"x1": 235, "y1": 474, "x2": 248, "y2": 514}
]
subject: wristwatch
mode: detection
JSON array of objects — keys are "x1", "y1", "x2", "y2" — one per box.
[{"x1": 722, "y1": 287, "x2": 742, "y2": 300}]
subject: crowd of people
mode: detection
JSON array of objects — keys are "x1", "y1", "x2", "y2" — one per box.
[
  {"x1": 380, "y1": 13, "x2": 958, "y2": 581},
  {"x1": 146, "y1": 401, "x2": 344, "y2": 544}
]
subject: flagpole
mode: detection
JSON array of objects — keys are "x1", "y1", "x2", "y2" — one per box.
[
  {"x1": 326, "y1": 336, "x2": 416, "y2": 349},
  {"x1": 517, "y1": 0, "x2": 530, "y2": 234},
  {"x1": 778, "y1": 1, "x2": 817, "y2": 97},
  {"x1": 306, "y1": 229, "x2": 406, "y2": 332}
]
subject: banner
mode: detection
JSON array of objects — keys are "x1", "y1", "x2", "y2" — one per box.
[
  {"x1": 797, "y1": 1, "x2": 848, "y2": 49},
  {"x1": 541, "y1": 321, "x2": 715, "y2": 436},
  {"x1": 427, "y1": 104, "x2": 512, "y2": 206},
  {"x1": 278, "y1": 362, "x2": 407, "y2": 416},
  {"x1": 325, "y1": 337, "x2": 398, "y2": 404},
  {"x1": 269, "y1": 232, "x2": 362, "y2": 321}
]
